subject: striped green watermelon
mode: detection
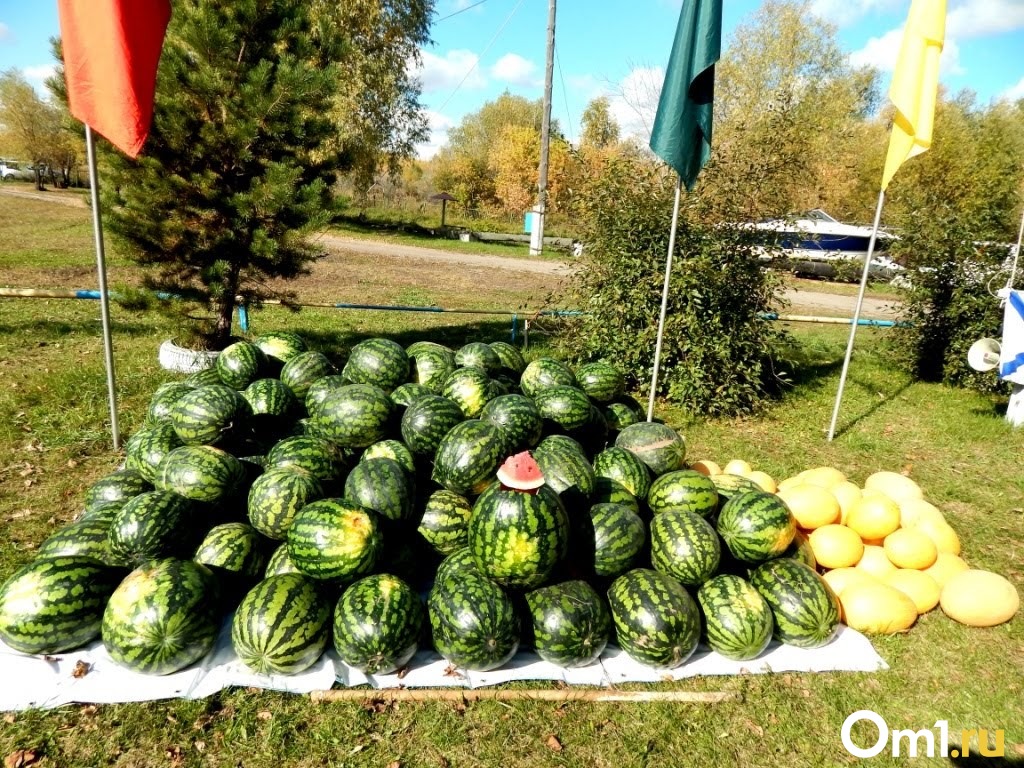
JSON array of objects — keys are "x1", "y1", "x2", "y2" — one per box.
[
  {"x1": 247, "y1": 467, "x2": 324, "y2": 539},
  {"x1": 216, "y1": 341, "x2": 267, "y2": 390},
  {"x1": 418, "y1": 490, "x2": 473, "y2": 555},
  {"x1": 169, "y1": 384, "x2": 251, "y2": 446},
  {"x1": 533, "y1": 435, "x2": 596, "y2": 499},
  {"x1": 603, "y1": 397, "x2": 643, "y2": 432},
  {"x1": 580, "y1": 502, "x2": 646, "y2": 578},
  {"x1": 146, "y1": 382, "x2": 194, "y2": 424},
  {"x1": 232, "y1": 572, "x2": 330, "y2": 674},
  {"x1": 265, "y1": 436, "x2": 344, "y2": 484},
  {"x1": 533, "y1": 385, "x2": 592, "y2": 431},
  {"x1": 455, "y1": 342, "x2": 502, "y2": 374},
  {"x1": 84, "y1": 469, "x2": 151, "y2": 513},
  {"x1": 468, "y1": 481, "x2": 569, "y2": 589},
  {"x1": 488, "y1": 341, "x2": 526, "y2": 376},
  {"x1": 125, "y1": 422, "x2": 183, "y2": 483},
  {"x1": 265, "y1": 542, "x2": 301, "y2": 577},
  {"x1": 361, "y1": 439, "x2": 416, "y2": 475},
  {"x1": 749, "y1": 558, "x2": 840, "y2": 649},
  {"x1": 607, "y1": 568, "x2": 701, "y2": 669},
  {"x1": 0, "y1": 556, "x2": 124, "y2": 654},
  {"x1": 253, "y1": 331, "x2": 307, "y2": 365},
  {"x1": 107, "y1": 491, "x2": 194, "y2": 565},
  {"x1": 710, "y1": 473, "x2": 762, "y2": 509},
  {"x1": 400, "y1": 394, "x2": 464, "y2": 456},
  {"x1": 697, "y1": 574, "x2": 774, "y2": 661},
  {"x1": 308, "y1": 384, "x2": 393, "y2": 449},
  {"x1": 156, "y1": 444, "x2": 245, "y2": 503},
  {"x1": 589, "y1": 477, "x2": 640, "y2": 515},
  {"x1": 480, "y1": 394, "x2": 543, "y2": 454},
  {"x1": 242, "y1": 378, "x2": 298, "y2": 418},
  {"x1": 184, "y1": 367, "x2": 223, "y2": 388},
  {"x1": 485, "y1": 375, "x2": 509, "y2": 400},
  {"x1": 428, "y1": 568, "x2": 519, "y2": 671},
  {"x1": 593, "y1": 447, "x2": 652, "y2": 500},
  {"x1": 75, "y1": 499, "x2": 127, "y2": 525},
  {"x1": 442, "y1": 367, "x2": 492, "y2": 418},
  {"x1": 35, "y1": 519, "x2": 113, "y2": 561},
  {"x1": 333, "y1": 573, "x2": 424, "y2": 674},
  {"x1": 432, "y1": 419, "x2": 505, "y2": 496},
  {"x1": 281, "y1": 351, "x2": 336, "y2": 401},
  {"x1": 344, "y1": 458, "x2": 413, "y2": 522},
  {"x1": 390, "y1": 382, "x2": 432, "y2": 408},
  {"x1": 525, "y1": 580, "x2": 610, "y2": 667},
  {"x1": 102, "y1": 558, "x2": 221, "y2": 674},
  {"x1": 194, "y1": 523, "x2": 267, "y2": 580},
  {"x1": 574, "y1": 362, "x2": 625, "y2": 403},
  {"x1": 519, "y1": 358, "x2": 577, "y2": 397},
  {"x1": 716, "y1": 491, "x2": 796, "y2": 564},
  {"x1": 287, "y1": 499, "x2": 382, "y2": 582},
  {"x1": 649, "y1": 510, "x2": 721, "y2": 586},
  {"x1": 406, "y1": 340, "x2": 455, "y2": 359},
  {"x1": 434, "y1": 546, "x2": 481, "y2": 584},
  {"x1": 785, "y1": 531, "x2": 817, "y2": 569},
  {"x1": 647, "y1": 470, "x2": 718, "y2": 518},
  {"x1": 342, "y1": 338, "x2": 410, "y2": 393},
  {"x1": 615, "y1": 422, "x2": 686, "y2": 476},
  {"x1": 409, "y1": 346, "x2": 456, "y2": 393},
  {"x1": 304, "y1": 375, "x2": 349, "y2": 413}
]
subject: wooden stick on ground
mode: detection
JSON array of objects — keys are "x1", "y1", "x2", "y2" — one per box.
[{"x1": 310, "y1": 689, "x2": 740, "y2": 704}]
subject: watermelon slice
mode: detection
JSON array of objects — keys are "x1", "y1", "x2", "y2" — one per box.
[{"x1": 497, "y1": 451, "x2": 545, "y2": 491}]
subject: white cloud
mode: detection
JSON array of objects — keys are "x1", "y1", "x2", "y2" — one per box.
[
  {"x1": 947, "y1": 0, "x2": 1024, "y2": 38},
  {"x1": 1000, "y1": 76, "x2": 1024, "y2": 101},
  {"x1": 410, "y1": 49, "x2": 486, "y2": 94},
  {"x1": 417, "y1": 110, "x2": 456, "y2": 160},
  {"x1": 21, "y1": 64, "x2": 57, "y2": 97},
  {"x1": 490, "y1": 53, "x2": 541, "y2": 88},
  {"x1": 849, "y1": 28, "x2": 963, "y2": 76},
  {"x1": 0, "y1": 22, "x2": 11, "y2": 43},
  {"x1": 809, "y1": 0, "x2": 903, "y2": 28},
  {"x1": 604, "y1": 66, "x2": 665, "y2": 143}
]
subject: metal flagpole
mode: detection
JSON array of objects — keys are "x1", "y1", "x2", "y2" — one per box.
[
  {"x1": 826, "y1": 190, "x2": 886, "y2": 441},
  {"x1": 647, "y1": 176, "x2": 684, "y2": 422},
  {"x1": 85, "y1": 124, "x2": 121, "y2": 449}
]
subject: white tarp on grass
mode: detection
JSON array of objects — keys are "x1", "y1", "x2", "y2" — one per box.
[{"x1": 0, "y1": 623, "x2": 886, "y2": 711}]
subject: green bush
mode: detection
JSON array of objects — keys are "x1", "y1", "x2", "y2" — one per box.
[
  {"x1": 889, "y1": 205, "x2": 1013, "y2": 395},
  {"x1": 559, "y1": 151, "x2": 787, "y2": 417}
]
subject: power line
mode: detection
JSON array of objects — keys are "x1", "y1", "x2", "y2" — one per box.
[
  {"x1": 554, "y1": 43, "x2": 574, "y2": 145},
  {"x1": 437, "y1": 0, "x2": 527, "y2": 113},
  {"x1": 436, "y1": 0, "x2": 489, "y2": 23}
]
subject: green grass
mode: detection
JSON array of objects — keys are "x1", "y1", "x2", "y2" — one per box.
[{"x1": 0, "y1": 195, "x2": 1021, "y2": 766}]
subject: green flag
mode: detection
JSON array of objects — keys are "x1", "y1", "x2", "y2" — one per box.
[{"x1": 649, "y1": 0, "x2": 722, "y2": 191}]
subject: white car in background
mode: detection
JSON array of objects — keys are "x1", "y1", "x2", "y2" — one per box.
[{"x1": 0, "y1": 160, "x2": 34, "y2": 181}]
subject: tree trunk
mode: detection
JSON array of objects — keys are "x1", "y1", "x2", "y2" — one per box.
[{"x1": 214, "y1": 263, "x2": 241, "y2": 349}]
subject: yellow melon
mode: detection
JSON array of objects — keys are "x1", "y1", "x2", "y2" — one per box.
[
  {"x1": 801, "y1": 466, "x2": 847, "y2": 489},
  {"x1": 745, "y1": 470, "x2": 777, "y2": 493},
  {"x1": 777, "y1": 475, "x2": 805, "y2": 491},
  {"x1": 777, "y1": 484, "x2": 841, "y2": 530},
  {"x1": 885, "y1": 569, "x2": 940, "y2": 613},
  {"x1": 861, "y1": 537, "x2": 886, "y2": 547},
  {"x1": 864, "y1": 471, "x2": 923, "y2": 503},
  {"x1": 690, "y1": 459, "x2": 722, "y2": 477},
  {"x1": 808, "y1": 524, "x2": 864, "y2": 569},
  {"x1": 912, "y1": 518, "x2": 961, "y2": 556},
  {"x1": 856, "y1": 545, "x2": 898, "y2": 580},
  {"x1": 846, "y1": 495, "x2": 901, "y2": 541},
  {"x1": 883, "y1": 528, "x2": 938, "y2": 570},
  {"x1": 840, "y1": 581, "x2": 918, "y2": 634},
  {"x1": 723, "y1": 459, "x2": 752, "y2": 476},
  {"x1": 822, "y1": 567, "x2": 879, "y2": 597},
  {"x1": 831, "y1": 481, "x2": 863, "y2": 525},
  {"x1": 940, "y1": 570, "x2": 1020, "y2": 627},
  {"x1": 898, "y1": 498, "x2": 945, "y2": 529},
  {"x1": 923, "y1": 553, "x2": 970, "y2": 589}
]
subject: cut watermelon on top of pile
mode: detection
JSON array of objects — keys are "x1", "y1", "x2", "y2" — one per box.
[{"x1": 497, "y1": 451, "x2": 545, "y2": 491}]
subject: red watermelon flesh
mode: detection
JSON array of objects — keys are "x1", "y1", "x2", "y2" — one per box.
[{"x1": 497, "y1": 451, "x2": 545, "y2": 491}]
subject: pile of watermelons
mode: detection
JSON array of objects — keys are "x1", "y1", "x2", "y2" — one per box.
[{"x1": 0, "y1": 332, "x2": 840, "y2": 677}]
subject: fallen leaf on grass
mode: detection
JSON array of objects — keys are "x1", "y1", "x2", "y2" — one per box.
[
  {"x1": 79, "y1": 705, "x2": 97, "y2": 717},
  {"x1": 744, "y1": 719, "x2": 764, "y2": 738},
  {"x1": 348, "y1": 744, "x2": 366, "y2": 756},
  {"x1": 165, "y1": 745, "x2": 183, "y2": 767},
  {"x1": 194, "y1": 741, "x2": 205, "y2": 754},
  {"x1": 2, "y1": 715, "x2": 14, "y2": 725},
  {"x1": 256, "y1": 710, "x2": 272, "y2": 721},
  {"x1": 72, "y1": 660, "x2": 91, "y2": 678},
  {"x1": 386, "y1": 761, "x2": 401, "y2": 768},
  {"x1": 4, "y1": 749, "x2": 40, "y2": 768},
  {"x1": 545, "y1": 735, "x2": 563, "y2": 753}
]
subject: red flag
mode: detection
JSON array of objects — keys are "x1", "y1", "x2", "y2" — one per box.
[{"x1": 57, "y1": 0, "x2": 171, "y2": 158}]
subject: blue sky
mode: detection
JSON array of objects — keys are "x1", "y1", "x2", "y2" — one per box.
[{"x1": 2, "y1": 0, "x2": 1022, "y2": 158}]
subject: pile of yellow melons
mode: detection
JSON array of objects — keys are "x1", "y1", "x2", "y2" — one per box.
[{"x1": 692, "y1": 460, "x2": 1020, "y2": 635}]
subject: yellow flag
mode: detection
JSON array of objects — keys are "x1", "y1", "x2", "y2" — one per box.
[{"x1": 880, "y1": 0, "x2": 946, "y2": 191}]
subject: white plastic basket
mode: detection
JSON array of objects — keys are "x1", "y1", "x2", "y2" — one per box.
[{"x1": 158, "y1": 339, "x2": 220, "y2": 374}]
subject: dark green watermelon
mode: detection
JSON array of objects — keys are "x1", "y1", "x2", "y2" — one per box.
[
  {"x1": 710, "y1": 474, "x2": 764, "y2": 509},
  {"x1": 216, "y1": 341, "x2": 267, "y2": 390},
  {"x1": 194, "y1": 522, "x2": 267, "y2": 581},
  {"x1": 468, "y1": 481, "x2": 569, "y2": 589},
  {"x1": 432, "y1": 419, "x2": 505, "y2": 496},
  {"x1": 519, "y1": 358, "x2": 577, "y2": 397},
  {"x1": 525, "y1": 580, "x2": 610, "y2": 668},
  {"x1": 603, "y1": 397, "x2": 643, "y2": 432},
  {"x1": 156, "y1": 444, "x2": 245, "y2": 503},
  {"x1": 400, "y1": 394, "x2": 464, "y2": 456},
  {"x1": 361, "y1": 439, "x2": 416, "y2": 475},
  {"x1": 647, "y1": 470, "x2": 719, "y2": 518},
  {"x1": 488, "y1": 341, "x2": 527, "y2": 376},
  {"x1": 716, "y1": 491, "x2": 796, "y2": 564},
  {"x1": 574, "y1": 362, "x2": 625, "y2": 403},
  {"x1": 242, "y1": 378, "x2": 298, "y2": 418},
  {"x1": 265, "y1": 542, "x2": 301, "y2": 577},
  {"x1": 480, "y1": 394, "x2": 543, "y2": 454},
  {"x1": 408, "y1": 346, "x2": 456, "y2": 393},
  {"x1": 344, "y1": 458, "x2": 413, "y2": 522},
  {"x1": 247, "y1": 467, "x2": 324, "y2": 539},
  {"x1": 418, "y1": 490, "x2": 473, "y2": 555},
  {"x1": 168, "y1": 384, "x2": 251, "y2": 446},
  {"x1": 281, "y1": 351, "x2": 336, "y2": 401},
  {"x1": 455, "y1": 342, "x2": 502, "y2": 374},
  {"x1": 607, "y1": 568, "x2": 700, "y2": 669},
  {"x1": 593, "y1": 447, "x2": 652, "y2": 500},
  {"x1": 342, "y1": 338, "x2": 410, "y2": 393},
  {"x1": 333, "y1": 573, "x2": 424, "y2": 674},
  {"x1": 615, "y1": 422, "x2": 686, "y2": 476},
  {"x1": 697, "y1": 574, "x2": 774, "y2": 661},
  {"x1": 84, "y1": 469, "x2": 151, "y2": 513},
  {"x1": 146, "y1": 382, "x2": 194, "y2": 424},
  {"x1": 428, "y1": 568, "x2": 519, "y2": 671},
  {"x1": 308, "y1": 384, "x2": 393, "y2": 449},
  {"x1": 0, "y1": 556, "x2": 123, "y2": 654},
  {"x1": 649, "y1": 509, "x2": 721, "y2": 586},
  {"x1": 125, "y1": 422, "x2": 183, "y2": 483},
  {"x1": 107, "y1": 490, "x2": 194, "y2": 565},
  {"x1": 749, "y1": 558, "x2": 840, "y2": 649},
  {"x1": 232, "y1": 572, "x2": 331, "y2": 674},
  {"x1": 35, "y1": 519, "x2": 113, "y2": 561},
  {"x1": 253, "y1": 331, "x2": 307, "y2": 365},
  {"x1": 287, "y1": 499, "x2": 382, "y2": 582},
  {"x1": 579, "y1": 502, "x2": 646, "y2": 578},
  {"x1": 533, "y1": 385, "x2": 592, "y2": 432},
  {"x1": 304, "y1": 375, "x2": 349, "y2": 413},
  {"x1": 265, "y1": 435, "x2": 344, "y2": 485},
  {"x1": 589, "y1": 477, "x2": 641, "y2": 515},
  {"x1": 390, "y1": 382, "x2": 433, "y2": 408},
  {"x1": 102, "y1": 558, "x2": 220, "y2": 675},
  {"x1": 533, "y1": 435, "x2": 596, "y2": 499},
  {"x1": 75, "y1": 499, "x2": 127, "y2": 525},
  {"x1": 441, "y1": 367, "x2": 492, "y2": 418},
  {"x1": 184, "y1": 367, "x2": 223, "y2": 388}
]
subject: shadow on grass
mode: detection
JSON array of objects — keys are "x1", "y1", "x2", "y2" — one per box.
[
  {"x1": 331, "y1": 213, "x2": 533, "y2": 255},
  {"x1": 0, "y1": 317, "x2": 159, "y2": 338},
  {"x1": 828, "y1": 375, "x2": 915, "y2": 438},
  {"x1": 949, "y1": 753, "x2": 1023, "y2": 766}
]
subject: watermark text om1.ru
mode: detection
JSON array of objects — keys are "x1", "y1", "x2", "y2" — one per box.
[{"x1": 842, "y1": 710, "x2": 1004, "y2": 759}]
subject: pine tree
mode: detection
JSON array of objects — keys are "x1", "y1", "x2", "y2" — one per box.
[{"x1": 94, "y1": 0, "x2": 346, "y2": 348}]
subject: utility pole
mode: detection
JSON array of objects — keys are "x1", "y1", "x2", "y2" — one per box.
[{"x1": 530, "y1": 0, "x2": 557, "y2": 257}]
